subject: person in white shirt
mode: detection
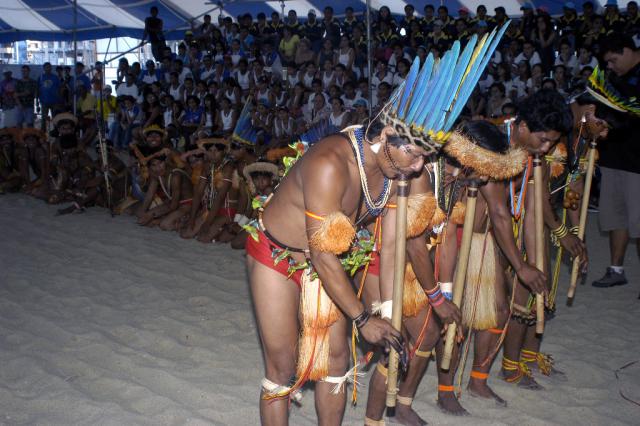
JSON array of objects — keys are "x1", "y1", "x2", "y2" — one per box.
[
  {"x1": 554, "y1": 40, "x2": 578, "y2": 75},
  {"x1": 140, "y1": 60, "x2": 159, "y2": 85},
  {"x1": 116, "y1": 72, "x2": 140, "y2": 102},
  {"x1": 575, "y1": 46, "x2": 598, "y2": 76},
  {"x1": 514, "y1": 41, "x2": 542, "y2": 68},
  {"x1": 199, "y1": 55, "x2": 216, "y2": 82},
  {"x1": 173, "y1": 59, "x2": 193, "y2": 84},
  {"x1": 370, "y1": 61, "x2": 393, "y2": 91}
]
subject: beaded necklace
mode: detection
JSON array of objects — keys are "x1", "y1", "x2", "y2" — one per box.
[{"x1": 350, "y1": 126, "x2": 391, "y2": 217}]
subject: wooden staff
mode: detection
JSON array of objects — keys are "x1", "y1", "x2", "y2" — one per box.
[
  {"x1": 533, "y1": 155, "x2": 545, "y2": 335},
  {"x1": 567, "y1": 140, "x2": 597, "y2": 305},
  {"x1": 385, "y1": 178, "x2": 408, "y2": 418},
  {"x1": 441, "y1": 182, "x2": 479, "y2": 371}
]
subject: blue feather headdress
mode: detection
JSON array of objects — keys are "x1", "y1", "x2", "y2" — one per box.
[
  {"x1": 231, "y1": 97, "x2": 259, "y2": 145},
  {"x1": 300, "y1": 118, "x2": 338, "y2": 145},
  {"x1": 378, "y1": 22, "x2": 510, "y2": 154}
]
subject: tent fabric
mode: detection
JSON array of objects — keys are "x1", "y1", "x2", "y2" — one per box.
[{"x1": 0, "y1": 0, "x2": 593, "y2": 43}]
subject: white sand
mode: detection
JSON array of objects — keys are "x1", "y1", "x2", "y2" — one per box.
[{"x1": 0, "y1": 194, "x2": 639, "y2": 425}]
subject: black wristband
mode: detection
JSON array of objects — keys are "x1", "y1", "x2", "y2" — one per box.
[{"x1": 353, "y1": 309, "x2": 370, "y2": 329}]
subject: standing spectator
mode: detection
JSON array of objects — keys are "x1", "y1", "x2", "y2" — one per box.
[
  {"x1": 421, "y1": 5, "x2": 436, "y2": 33},
  {"x1": 0, "y1": 70, "x2": 18, "y2": 128},
  {"x1": 302, "y1": 10, "x2": 323, "y2": 51},
  {"x1": 285, "y1": 10, "x2": 301, "y2": 35},
  {"x1": 36, "y1": 63, "x2": 61, "y2": 131},
  {"x1": 143, "y1": 6, "x2": 166, "y2": 62},
  {"x1": 531, "y1": 14, "x2": 557, "y2": 72},
  {"x1": 557, "y1": 2, "x2": 580, "y2": 34},
  {"x1": 341, "y1": 7, "x2": 359, "y2": 36},
  {"x1": 591, "y1": 35, "x2": 640, "y2": 289},
  {"x1": 322, "y1": 7, "x2": 342, "y2": 48},
  {"x1": 15, "y1": 66, "x2": 37, "y2": 128}
]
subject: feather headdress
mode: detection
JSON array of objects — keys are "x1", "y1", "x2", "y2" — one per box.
[
  {"x1": 587, "y1": 66, "x2": 640, "y2": 116},
  {"x1": 231, "y1": 98, "x2": 259, "y2": 145},
  {"x1": 300, "y1": 118, "x2": 338, "y2": 145},
  {"x1": 379, "y1": 22, "x2": 510, "y2": 155}
]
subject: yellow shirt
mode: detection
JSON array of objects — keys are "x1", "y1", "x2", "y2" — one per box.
[{"x1": 279, "y1": 35, "x2": 300, "y2": 58}]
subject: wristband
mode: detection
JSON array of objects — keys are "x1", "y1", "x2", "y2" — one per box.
[
  {"x1": 353, "y1": 309, "x2": 370, "y2": 329},
  {"x1": 439, "y1": 282, "x2": 453, "y2": 301},
  {"x1": 425, "y1": 282, "x2": 441, "y2": 296},
  {"x1": 430, "y1": 293, "x2": 446, "y2": 307},
  {"x1": 379, "y1": 300, "x2": 393, "y2": 319},
  {"x1": 551, "y1": 223, "x2": 569, "y2": 239}
]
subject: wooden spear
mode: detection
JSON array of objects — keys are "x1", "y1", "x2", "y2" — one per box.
[
  {"x1": 385, "y1": 178, "x2": 408, "y2": 418},
  {"x1": 533, "y1": 155, "x2": 545, "y2": 335},
  {"x1": 441, "y1": 182, "x2": 479, "y2": 371},
  {"x1": 567, "y1": 139, "x2": 597, "y2": 306}
]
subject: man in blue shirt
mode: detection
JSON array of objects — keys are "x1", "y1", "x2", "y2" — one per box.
[{"x1": 36, "y1": 62, "x2": 61, "y2": 131}]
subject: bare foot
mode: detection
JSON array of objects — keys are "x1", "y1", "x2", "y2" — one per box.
[
  {"x1": 500, "y1": 369, "x2": 544, "y2": 390},
  {"x1": 394, "y1": 402, "x2": 427, "y2": 426},
  {"x1": 468, "y1": 379, "x2": 507, "y2": 407},
  {"x1": 436, "y1": 392, "x2": 469, "y2": 416}
]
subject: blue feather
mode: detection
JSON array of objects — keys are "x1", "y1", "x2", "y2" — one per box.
[
  {"x1": 433, "y1": 35, "x2": 479, "y2": 131},
  {"x1": 411, "y1": 48, "x2": 456, "y2": 126},
  {"x1": 404, "y1": 54, "x2": 435, "y2": 123},
  {"x1": 445, "y1": 21, "x2": 510, "y2": 130},
  {"x1": 421, "y1": 42, "x2": 461, "y2": 130},
  {"x1": 397, "y1": 57, "x2": 421, "y2": 119}
]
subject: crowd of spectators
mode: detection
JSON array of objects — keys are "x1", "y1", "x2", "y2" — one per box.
[{"x1": 3, "y1": 1, "x2": 639, "y2": 151}]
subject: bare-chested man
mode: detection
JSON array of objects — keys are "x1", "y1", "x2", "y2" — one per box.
[
  {"x1": 136, "y1": 151, "x2": 193, "y2": 230},
  {"x1": 247, "y1": 120, "x2": 461, "y2": 425},
  {"x1": 498, "y1": 90, "x2": 586, "y2": 389},
  {"x1": 196, "y1": 139, "x2": 255, "y2": 243}
]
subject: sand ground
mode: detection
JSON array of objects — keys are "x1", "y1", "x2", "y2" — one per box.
[{"x1": 0, "y1": 194, "x2": 639, "y2": 425}]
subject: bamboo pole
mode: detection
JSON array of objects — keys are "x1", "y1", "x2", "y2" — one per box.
[
  {"x1": 441, "y1": 182, "x2": 478, "y2": 371},
  {"x1": 567, "y1": 140, "x2": 597, "y2": 305},
  {"x1": 385, "y1": 178, "x2": 408, "y2": 418},
  {"x1": 533, "y1": 155, "x2": 545, "y2": 335}
]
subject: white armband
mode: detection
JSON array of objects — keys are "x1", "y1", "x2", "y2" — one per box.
[
  {"x1": 234, "y1": 213, "x2": 250, "y2": 226},
  {"x1": 439, "y1": 282, "x2": 453, "y2": 301}
]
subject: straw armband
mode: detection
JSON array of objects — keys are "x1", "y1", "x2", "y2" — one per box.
[
  {"x1": 307, "y1": 211, "x2": 356, "y2": 254},
  {"x1": 414, "y1": 348, "x2": 433, "y2": 358},
  {"x1": 386, "y1": 193, "x2": 437, "y2": 238},
  {"x1": 406, "y1": 192, "x2": 437, "y2": 238},
  {"x1": 261, "y1": 378, "x2": 302, "y2": 402}
]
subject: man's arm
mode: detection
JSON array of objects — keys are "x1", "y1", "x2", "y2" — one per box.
[
  {"x1": 541, "y1": 162, "x2": 587, "y2": 263},
  {"x1": 482, "y1": 180, "x2": 547, "y2": 294},
  {"x1": 301, "y1": 155, "x2": 404, "y2": 352}
]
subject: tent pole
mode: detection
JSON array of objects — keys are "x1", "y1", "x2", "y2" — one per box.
[
  {"x1": 73, "y1": 0, "x2": 78, "y2": 116},
  {"x1": 366, "y1": 0, "x2": 372, "y2": 119}
]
